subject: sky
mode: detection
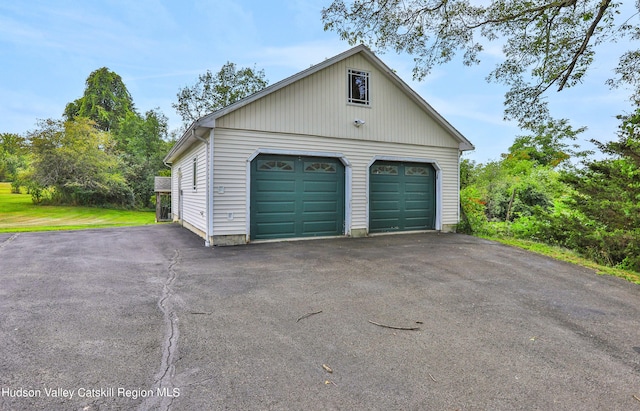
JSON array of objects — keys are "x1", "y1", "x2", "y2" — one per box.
[{"x1": 1, "y1": 0, "x2": 638, "y2": 163}]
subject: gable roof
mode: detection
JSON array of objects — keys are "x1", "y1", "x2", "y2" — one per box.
[{"x1": 165, "y1": 45, "x2": 474, "y2": 163}]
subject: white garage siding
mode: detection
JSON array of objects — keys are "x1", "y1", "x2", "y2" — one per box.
[
  {"x1": 170, "y1": 142, "x2": 208, "y2": 236},
  {"x1": 211, "y1": 128, "x2": 461, "y2": 238},
  {"x1": 164, "y1": 45, "x2": 472, "y2": 245},
  {"x1": 215, "y1": 53, "x2": 460, "y2": 150}
]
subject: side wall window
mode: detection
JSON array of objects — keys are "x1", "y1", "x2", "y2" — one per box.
[{"x1": 192, "y1": 157, "x2": 197, "y2": 190}]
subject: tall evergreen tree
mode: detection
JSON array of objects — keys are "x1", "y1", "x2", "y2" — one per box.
[
  {"x1": 561, "y1": 107, "x2": 640, "y2": 270},
  {"x1": 64, "y1": 67, "x2": 135, "y2": 132}
]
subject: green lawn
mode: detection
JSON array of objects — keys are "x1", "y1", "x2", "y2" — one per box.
[
  {"x1": 484, "y1": 236, "x2": 640, "y2": 285},
  {"x1": 0, "y1": 182, "x2": 156, "y2": 233}
]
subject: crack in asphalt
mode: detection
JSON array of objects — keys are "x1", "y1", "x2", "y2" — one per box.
[
  {"x1": 0, "y1": 233, "x2": 19, "y2": 250},
  {"x1": 138, "y1": 249, "x2": 181, "y2": 411}
]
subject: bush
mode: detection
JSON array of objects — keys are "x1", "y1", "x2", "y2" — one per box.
[
  {"x1": 460, "y1": 186, "x2": 489, "y2": 234},
  {"x1": 10, "y1": 180, "x2": 21, "y2": 194}
]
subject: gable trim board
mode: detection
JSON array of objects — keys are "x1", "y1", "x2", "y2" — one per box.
[{"x1": 165, "y1": 45, "x2": 474, "y2": 246}]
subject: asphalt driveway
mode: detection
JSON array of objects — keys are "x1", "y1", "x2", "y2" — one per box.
[{"x1": 1, "y1": 225, "x2": 639, "y2": 410}]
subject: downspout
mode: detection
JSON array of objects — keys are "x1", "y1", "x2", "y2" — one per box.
[
  {"x1": 162, "y1": 160, "x2": 172, "y2": 223},
  {"x1": 192, "y1": 128, "x2": 212, "y2": 247}
]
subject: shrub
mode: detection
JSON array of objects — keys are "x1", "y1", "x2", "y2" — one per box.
[{"x1": 460, "y1": 186, "x2": 489, "y2": 234}]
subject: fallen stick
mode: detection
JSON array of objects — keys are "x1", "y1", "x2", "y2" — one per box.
[
  {"x1": 633, "y1": 394, "x2": 640, "y2": 402},
  {"x1": 297, "y1": 310, "x2": 323, "y2": 322},
  {"x1": 429, "y1": 373, "x2": 437, "y2": 382},
  {"x1": 368, "y1": 320, "x2": 420, "y2": 331}
]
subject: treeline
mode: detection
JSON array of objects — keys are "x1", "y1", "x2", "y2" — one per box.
[
  {"x1": 1, "y1": 63, "x2": 268, "y2": 209},
  {"x1": 1, "y1": 68, "x2": 174, "y2": 208},
  {"x1": 460, "y1": 111, "x2": 640, "y2": 273}
]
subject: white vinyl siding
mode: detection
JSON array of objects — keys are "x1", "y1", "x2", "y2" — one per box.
[
  {"x1": 166, "y1": 46, "x2": 471, "y2": 244},
  {"x1": 170, "y1": 143, "x2": 207, "y2": 234},
  {"x1": 215, "y1": 54, "x2": 458, "y2": 149},
  {"x1": 211, "y1": 128, "x2": 460, "y2": 237}
]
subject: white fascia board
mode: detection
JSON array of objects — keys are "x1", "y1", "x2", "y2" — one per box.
[{"x1": 164, "y1": 120, "x2": 214, "y2": 163}]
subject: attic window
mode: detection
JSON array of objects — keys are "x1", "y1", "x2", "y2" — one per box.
[{"x1": 348, "y1": 69, "x2": 370, "y2": 106}]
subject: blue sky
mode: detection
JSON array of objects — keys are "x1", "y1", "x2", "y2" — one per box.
[{"x1": 1, "y1": 1, "x2": 637, "y2": 163}]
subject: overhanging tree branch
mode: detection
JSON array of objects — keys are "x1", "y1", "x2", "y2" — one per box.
[{"x1": 557, "y1": 0, "x2": 612, "y2": 91}]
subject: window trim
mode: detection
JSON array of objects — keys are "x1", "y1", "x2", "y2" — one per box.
[
  {"x1": 257, "y1": 159, "x2": 295, "y2": 172},
  {"x1": 347, "y1": 68, "x2": 371, "y2": 107}
]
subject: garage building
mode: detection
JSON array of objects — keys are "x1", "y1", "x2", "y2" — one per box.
[{"x1": 164, "y1": 45, "x2": 474, "y2": 246}]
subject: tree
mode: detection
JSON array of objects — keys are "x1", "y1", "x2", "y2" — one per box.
[
  {"x1": 173, "y1": 62, "x2": 268, "y2": 127},
  {"x1": 507, "y1": 118, "x2": 589, "y2": 168},
  {"x1": 459, "y1": 116, "x2": 586, "y2": 236},
  {"x1": 28, "y1": 118, "x2": 132, "y2": 206},
  {"x1": 322, "y1": 0, "x2": 640, "y2": 127},
  {"x1": 117, "y1": 109, "x2": 174, "y2": 207},
  {"x1": 0, "y1": 132, "x2": 28, "y2": 182},
  {"x1": 64, "y1": 67, "x2": 135, "y2": 132},
  {"x1": 560, "y1": 107, "x2": 640, "y2": 270},
  {"x1": 61, "y1": 67, "x2": 174, "y2": 207}
]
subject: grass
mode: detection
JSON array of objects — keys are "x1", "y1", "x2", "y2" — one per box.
[
  {"x1": 484, "y1": 235, "x2": 640, "y2": 285},
  {"x1": 3, "y1": 181, "x2": 638, "y2": 285},
  {"x1": 0, "y1": 182, "x2": 155, "y2": 233}
]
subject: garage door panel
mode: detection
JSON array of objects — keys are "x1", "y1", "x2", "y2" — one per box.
[
  {"x1": 254, "y1": 210, "x2": 299, "y2": 222},
  {"x1": 370, "y1": 182, "x2": 400, "y2": 192},
  {"x1": 254, "y1": 180, "x2": 296, "y2": 193},
  {"x1": 254, "y1": 222, "x2": 296, "y2": 237},
  {"x1": 302, "y1": 221, "x2": 341, "y2": 235},
  {"x1": 370, "y1": 218, "x2": 400, "y2": 230},
  {"x1": 303, "y1": 200, "x2": 338, "y2": 213},
  {"x1": 251, "y1": 155, "x2": 344, "y2": 240},
  {"x1": 369, "y1": 161, "x2": 435, "y2": 233},
  {"x1": 303, "y1": 181, "x2": 338, "y2": 193},
  {"x1": 405, "y1": 221, "x2": 429, "y2": 230},
  {"x1": 404, "y1": 210, "x2": 433, "y2": 219},
  {"x1": 370, "y1": 200, "x2": 400, "y2": 211},
  {"x1": 405, "y1": 182, "x2": 429, "y2": 192},
  {"x1": 405, "y1": 199, "x2": 429, "y2": 210},
  {"x1": 254, "y1": 201, "x2": 296, "y2": 214}
]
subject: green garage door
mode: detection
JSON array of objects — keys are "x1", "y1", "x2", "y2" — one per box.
[
  {"x1": 250, "y1": 155, "x2": 345, "y2": 240},
  {"x1": 369, "y1": 161, "x2": 436, "y2": 233}
]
